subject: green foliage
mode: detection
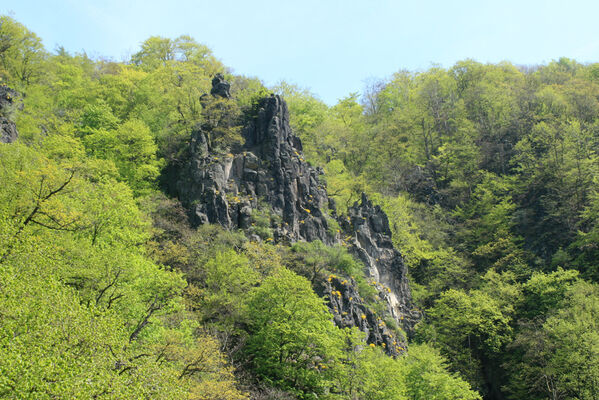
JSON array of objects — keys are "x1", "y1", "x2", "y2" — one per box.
[
  {"x1": 401, "y1": 343, "x2": 481, "y2": 400},
  {"x1": 272, "y1": 81, "x2": 327, "y2": 149},
  {"x1": 540, "y1": 281, "x2": 599, "y2": 399},
  {"x1": 195, "y1": 250, "x2": 260, "y2": 327},
  {"x1": 152, "y1": 323, "x2": 248, "y2": 400},
  {"x1": 420, "y1": 288, "x2": 513, "y2": 390},
  {"x1": 271, "y1": 56, "x2": 599, "y2": 398},
  {"x1": 0, "y1": 17, "x2": 274, "y2": 399},
  {"x1": 80, "y1": 100, "x2": 120, "y2": 131},
  {"x1": 572, "y1": 178, "x2": 599, "y2": 280},
  {"x1": 83, "y1": 118, "x2": 161, "y2": 194},
  {"x1": 0, "y1": 141, "x2": 247, "y2": 399},
  {"x1": 324, "y1": 159, "x2": 369, "y2": 213},
  {"x1": 505, "y1": 281, "x2": 599, "y2": 400},
  {"x1": 0, "y1": 15, "x2": 46, "y2": 87},
  {"x1": 249, "y1": 206, "x2": 276, "y2": 240},
  {"x1": 345, "y1": 344, "x2": 408, "y2": 400},
  {"x1": 231, "y1": 75, "x2": 270, "y2": 116},
  {"x1": 283, "y1": 240, "x2": 379, "y2": 306},
  {"x1": 339, "y1": 337, "x2": 480, "y2": 400},
  {"x1": 200, "y1": 95, "x2": 244, "y2": 152},
  {"x1": 245, "y1": 268, "x2": 345, "y2": 398},
  {"x1": 0, "y1": 262, "x2": 186, "y2": 399},
  {"x1": 325, "y1": 214, "x2": 341, "y2": 238},
  {"x1": 288, "y1": 240, "x2": 358, "y2": 279},
  {"x1": 131, "y1": 35, "x2": 221, "y2": 73},
  {"x1": 521, "y1": 268, "x2": 579, "y2": 318},
  {"x1": 5, "y1": 14, "x2": 599, "y2": 400},
  {"x1": 379, "y1": 193, "x2": 474, "y2": 305}
]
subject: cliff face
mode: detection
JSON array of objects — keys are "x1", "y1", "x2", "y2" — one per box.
[
  {"x1": 175, "y1": 79, "x2": 418, "y2": 351},
  {"x1": 177, "y1": 94, "x2": 336, "y2": 245},
  {"x1": 324, "y1": 274, "x2": 406, "y2": 355},
  {"x1": 0, "y1": 85, "x2": 19, "y2": 144},
  {"x1": 342, "y1": 194, "x2": 420, "y2": 334}
]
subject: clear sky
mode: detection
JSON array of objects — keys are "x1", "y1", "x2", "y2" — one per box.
[{"x1": 4, "y1": 0, "x2": 599, "y2": 104}]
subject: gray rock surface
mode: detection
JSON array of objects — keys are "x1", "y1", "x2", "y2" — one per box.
[
  {"x1": 0, "y1": 85, "x2": 18, "y2": 114},
  {"x1": 324, "y1": 275, "x2": 406, "y2": 355},
  {"x1": 0, "y1": 86, "x2": 19, "y2": 143},
  {"x1": 177, "y1": 93, "x2": 336, "y2": 245},
  {"x1": 210, "y1": 73, "x2": 231, "y2": 99},
  {"x1": 0, "y1": 117, "x2": 18, "y2": 143},
  {"x1": 175, "y1": 78, "x2": 418, "y2": 353},
  {"x1": 341, "y1": 193, "x2": 420, "y2": 336}
]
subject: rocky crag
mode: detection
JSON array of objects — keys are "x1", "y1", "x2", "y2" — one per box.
[
  {"x1": 342, "y1": 195, "x2": 420, "y2": 333},
  {"x1": 0, "y1": 85, "x2": 19, "y2": 144},
  {"x1": 324, "y1": 274, "x2": 406, "y2": 355},
  {"x1": 177, "y1": 93, "x2": 336, "y2": 245},
  {"x1": 175, "y1": 77, "x2": 419, "y2": 352}
]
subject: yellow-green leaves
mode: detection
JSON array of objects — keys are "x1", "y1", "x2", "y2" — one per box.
[
  {"x1": 0, "y1": 15, "x2": 46, "y2": 88},
  {"x1": 83, "y1": 118, "x2": 161, "y2": 195},
  {"x1": 246, "y1": 267, "x2": 345, "y2": 396}
]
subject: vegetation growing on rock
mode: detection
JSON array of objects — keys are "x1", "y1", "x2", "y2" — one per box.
[{"x1": 3, "y1": 13, "x2": 599, "y2": 400}]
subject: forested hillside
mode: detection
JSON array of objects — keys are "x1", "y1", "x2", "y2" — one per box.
[
  {"x1": 282, "y1": 57, "x2": 599, "y2": 399},
  {"x1": 1, "y1": 14, "x2": 599, "y2": 400}
]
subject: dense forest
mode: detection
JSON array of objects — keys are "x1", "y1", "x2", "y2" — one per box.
[{"x1": 1, "y1": 14, "x2": 599, "y2": 400}]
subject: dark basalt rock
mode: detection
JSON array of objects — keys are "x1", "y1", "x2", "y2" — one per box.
[
  {"x1": 177, "y1": 93, "x2": 336, "y2": 245},
  {"x1": 0, "y1": 86, "x2": 19, "y2": 143},
  {"x1": 0, "y1": 85, "x2": 19, "y2": 115},
  {"x1": 175, "y1": 87, "x2": 418, "y2": 353},
  {"x1": 340, "y1": 193, "x2": 421, "y2": 336},
  {"x1": 324, "y1": 275, "x2": 406, "y2": 355},
  {"x1": 0, "y1": 117, "x2": 18, "y2": 143},
  {"x1": 210, "y1": 73, "x2": 231, "y2": 99}
]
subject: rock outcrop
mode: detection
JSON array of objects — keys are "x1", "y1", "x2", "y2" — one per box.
[
  {"x1": 0, "y1": 117, "x2": 18, "y2": 144},
  {"x1": 210, "y1": 73, "x2": 231, "y2": 99},
  {"x1": 0, "y1": 85, "x2": 19, "y2": 143},
  {"x1": 175, "y1": 76, "x2": 418, "y2": 353},
  {"x1": 177, "y1": 93, "x2": 337, "y2": 245},
  {"x1": 0, "y1": 85, "x2": 18, "y2": 111},
  {"x1": 341, "y1": 193, "x2": 420, "y2": 334},
  {"x1": 324, "y1": 275, "x2": 406, "y2": 355}
]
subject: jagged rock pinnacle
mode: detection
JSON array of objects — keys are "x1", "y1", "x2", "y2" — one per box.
[
  {"x1": 175, "y1": 92, "x2": 419, "y2": 353},
  {"x1": 177, "y1": 93, "x2": 334, "y2": 244}
]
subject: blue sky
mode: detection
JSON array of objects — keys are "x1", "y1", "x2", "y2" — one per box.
[{"x1": 4, "y1": 0, "x2": 599, "y2": 104}]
